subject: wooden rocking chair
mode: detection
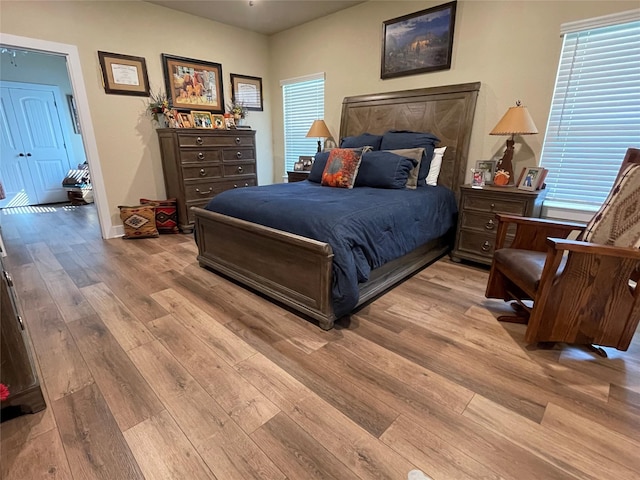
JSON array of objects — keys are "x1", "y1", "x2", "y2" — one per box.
[{"x1": 485, "y1": 148, "x2": 640, "y2": 355}]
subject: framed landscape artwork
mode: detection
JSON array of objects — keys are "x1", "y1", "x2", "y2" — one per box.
[
  {"x1": 162, "y1": 54, "x2": 224, "y2": 113},
  {"x1": 381, "y1": 1, "x2": 457, "y2": 79}
]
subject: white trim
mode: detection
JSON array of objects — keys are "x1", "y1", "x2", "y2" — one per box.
[
  {"x1": 280, "y1": 72, "x2": 325, "y2": 87},
  {"x1": 542, "y1": 202, "x2": 596, "y2": 223},
  {"x1": 0, "y1": 33, "x2": 112, "y2": 239},
  {"x1": 561, "y1": 8, "x2": 640, "y2": 35}
]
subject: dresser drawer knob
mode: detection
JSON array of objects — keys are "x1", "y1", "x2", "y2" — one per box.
[
  {"x1": 490, "y1": 203, "x2": 496, "y2": 211},
  {"x1": 481, "y1": 241, "x2": 491, "y2": 252},
  {"x1": 234, "y1": 184, "x2": 238, "y2": 188},
  {"x1": 244, "y1": 183, "x2": 249, "y2": 187},
  {"x1": 196, "y1": 137, "x2": 203, "y2": 145},
  {"x1": 485, "y1": 219, "x2": 495, "y2": 230},
  {"x1": 236, "y1": 151, "x2": 242, "y2": 159},
  {"x1": 195, "y1": 187, "x2": 213, "y2": 195},
  {"x1": 199, "y1": 168, "x2": 206, "y2": 176},
  {"x1": 197, "y1": 152, "x2": 205, "y2": 160},
  {"x1": 237, "y1": 166, "x2": 243, "y2": 173},
  {"x1": 235, "y1": 137, "x2": 241, "y2": 145}
]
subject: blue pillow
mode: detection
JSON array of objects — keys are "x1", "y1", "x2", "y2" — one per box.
[
  {"x1": 307, "y1": 151, "x2": 330, "y2": 183},
  {"x1": 340, "y1": 133, "x2": 383, "y2": 150},
  {"x1": 379, "y1": 130, "x2": 440, "y2": 184},
  {"x1": 355, "y1": 151, "x2": 417, "y2": 189}
]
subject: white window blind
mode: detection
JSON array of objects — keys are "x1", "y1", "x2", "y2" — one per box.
[
  {"x1": 281, "y1": 73, "x2": 325, "y2": 173},
  {"x1": 540, "y1": 18, "x2": 640, "y2": 208}
]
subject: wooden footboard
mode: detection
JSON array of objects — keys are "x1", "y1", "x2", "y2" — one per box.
[
  {"x1": 193, "y1": 206, "x2": 337, "y2": 328},
  {"x1": 193, "y1": 206, "x2": 451, "y2": 329}
]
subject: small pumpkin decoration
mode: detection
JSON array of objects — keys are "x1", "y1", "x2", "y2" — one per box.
[{"x1": 493, "y1": 169, "x2": 510, "y2": 186}]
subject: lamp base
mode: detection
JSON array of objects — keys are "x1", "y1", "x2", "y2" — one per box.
[
  {"x1": 497, "y1": 138, "x2": 515, "y2": 184},
  {"x1": 316, "y1": 140, "x2": 322, "y2": 153}
]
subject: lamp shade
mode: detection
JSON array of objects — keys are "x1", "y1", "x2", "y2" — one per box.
[
  {"x1": 306, "y1": 119, "x2": 332, "y2": 139},
  {"x1": 489, "y1": 102, "x2": 538, "y2": 136}
]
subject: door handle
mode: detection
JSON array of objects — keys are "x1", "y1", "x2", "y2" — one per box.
[
  {"x1": 26, "y1": 153, "x2": 32, "y2": 157},
  {"x1": 18, "y1": 153, "x2": 25, "y2": 157}
]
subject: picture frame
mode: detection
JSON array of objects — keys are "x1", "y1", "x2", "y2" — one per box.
[
  {"x1": 97, "y1": 51, "x2": 150, "y2": 96},
  {"x1": 66, "y1": 94, "x2": 81, "y2": 134},
  {"x1": 381, "y1": 1, "x2": 457, "y2": 79},
  {"x1": 212, "y1": 114, "x2": 226, "y2": 130},
  {"x1": 517, "y1": 167, "x2": 544, "y2": 191},
  {"x1": 177, "y1": 112, "x2": 193, "y2": 128},
  {"x1": 191, "y1": 111, "x2": 213, "y2": 129},
  {"x1": 293, "y1": 161, "x2": 304, "y2": 172},
  {"x1": 300, "y1": 156, "x2": 314, "y2": 171},
  {"x1": 225, "y1": 115, "x2": 236, "y2": 129},
  {"x1": 230, "y1": 73, "x2": 263, "y2": 111},
  {"x1": 475, "y1": 160, "x2": 497, "y2": 185},
  {"x1": 162, "y1": 54, "x2": 224, "y2": 113}
]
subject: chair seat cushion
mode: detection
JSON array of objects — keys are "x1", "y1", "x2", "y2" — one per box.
[{"x1": 494, "y1": 248, "x2": 567, "y2": 295}]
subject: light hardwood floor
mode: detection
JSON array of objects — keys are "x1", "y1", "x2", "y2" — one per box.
[{"x1": 1, "y1": 203, "x2": 639, "y2": 480}]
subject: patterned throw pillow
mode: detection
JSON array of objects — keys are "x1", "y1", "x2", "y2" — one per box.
[
  {"x1": 582, "y1": 164, "x2": 640, "y2": 247},
  {"x1": 140, "y1": 198, "x2": 179, "y2": 234},
  {"x1": 321, "y1": 148, "x2": 365, "y2": 188},
  {"x1": 119, "y1": 205, "x2": 159, "y2": 239}
]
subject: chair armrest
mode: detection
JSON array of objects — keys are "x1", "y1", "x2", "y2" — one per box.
[
  {"x1": 494, "y1": 214, "x2": 586, "y2": 252},
  {"x1": 547, "y1": 238, "x2": 640, "y2": 260}
]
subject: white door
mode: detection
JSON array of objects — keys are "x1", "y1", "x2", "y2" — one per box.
[{"x1": 0, "y1": 85, "x2": 72, "y2": 207}]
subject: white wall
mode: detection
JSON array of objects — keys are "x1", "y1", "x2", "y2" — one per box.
[
  {"x1": 0, "y1": 0, "x2": 273, "y2": 234},
  {"x1": 268, "y1": 0, "x2": 638, "y2": 182}
]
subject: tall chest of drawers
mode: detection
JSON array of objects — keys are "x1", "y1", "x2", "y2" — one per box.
[
  {"x1": 157, "y1": 128, "x2": 257, "y2": 233},
  {"x1": 451, "y1": 184, "x2": 546, "y2": 265}
]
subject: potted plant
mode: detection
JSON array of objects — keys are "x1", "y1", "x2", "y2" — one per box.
[{"x1": 147, "y1": 90, "x2": 168, "y2": 122}]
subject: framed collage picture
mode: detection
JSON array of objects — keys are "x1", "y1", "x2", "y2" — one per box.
[{"x1": 162, "y1": 54, "x2": 224, "y2": 113}]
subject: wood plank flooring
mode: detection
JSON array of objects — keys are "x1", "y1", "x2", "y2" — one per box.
[{"x1": 1, "y1": 203, "x2": 638, "y2": 480}]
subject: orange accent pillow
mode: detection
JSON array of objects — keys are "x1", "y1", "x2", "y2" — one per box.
[{"x1": 321, "y1": 148, "x2": 365, "y2": 189}]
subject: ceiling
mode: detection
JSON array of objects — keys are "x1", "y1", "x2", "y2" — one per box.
[{"x1": 145, "y1": 1, "x2": 366, "y2": 35}]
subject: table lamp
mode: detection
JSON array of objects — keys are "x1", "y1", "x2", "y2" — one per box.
[
  {"x1": 306, "y1": 119, "x2": 332, "y2": 153},
  {"x1": 489, "y1": 101, "x2": 538, "y2": 183}
]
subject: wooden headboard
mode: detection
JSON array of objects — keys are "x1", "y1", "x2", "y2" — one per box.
[{"x1": 339, "y1": 82, "x2": 481, "y2": 202}]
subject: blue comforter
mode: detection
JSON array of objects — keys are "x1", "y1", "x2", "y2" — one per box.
[{"x1": 205, "y1": 181, "x2": 457, "y2": 317}]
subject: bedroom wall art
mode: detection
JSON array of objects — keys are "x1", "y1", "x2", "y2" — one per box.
[
  {"x1": 230, "y1": 73, "x2": 264, "y2": 111},
  {"x1": 98, "y1": 51, "x2": 150, "y2": 96},
  {"x1": 162, "y1": 54, "x2": 224, "y2": 113},
  {"x1": 381, "y1": 1, "x2": 457, "y2": 79}
]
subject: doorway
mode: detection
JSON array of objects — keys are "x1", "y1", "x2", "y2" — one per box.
[
  {"x1": 0, "y1": 82, "x2": 76, "y2": 207},
  {"x1": 0, "y1": 34, "x2": 111, "y2": 238}
]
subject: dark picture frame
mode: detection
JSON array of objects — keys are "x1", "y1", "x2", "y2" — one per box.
[
  {"x1": 381, "y1": 1, "x2": 457, "y2": 79},
  {"x1": 230, "y1": 74, "x2": 263, "y2": 111},
  {"x1": 162, "y1": 54, "x2": 224, "y2": 113},
  {"x1": 97, "y1": 51, "x2": 150, "y2": 96}
]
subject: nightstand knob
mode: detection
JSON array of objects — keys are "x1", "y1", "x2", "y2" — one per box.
[
  {"x1": 197, "y1": 152, "x2": 205, "y2": 160},
  {"x1": 490, "y1": 203, "x2": 496, "y2": 211},
  {"x1": 485, "y1": 219, "x2": 495, "y2": 230},
  {"x1": 244, "y1": 183, "x2": 249, "y2": 187},
  {"x1": 234, "y1": 184, "x2": 238, "y2": 188},
  {"x1": 196, "y1": 137, "x2": 203, "y2": 145},
  {"x1": 481, "y1": 241, "x2": 491, "y2": 252},
  {"x1": 236, "y1": 151, "x2": 242, "y2": 159}
]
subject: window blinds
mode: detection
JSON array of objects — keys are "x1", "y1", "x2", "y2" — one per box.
[
  {"x1": 540, "y1": 19, "x2": 640, "y2": 208},
  {"x1": 281, "y1": 74, "x2": 325, "y2": 173}
]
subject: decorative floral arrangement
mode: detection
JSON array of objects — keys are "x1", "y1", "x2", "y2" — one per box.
[
  {"x1": 147, "y1": 89, "x2": 169, "y2": 122},
  {"x1": 227, "y1": 101, "x2": 248, "y2": 119},
  {"x1": 0, "y1": 383, "x2": 9, "y2": 401}
]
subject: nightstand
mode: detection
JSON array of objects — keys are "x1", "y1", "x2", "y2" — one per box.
[
  {"x1": 451, "y1": 184, "x2": 546, "y2": 266},
  {"x1": 287, "y1": 171, "x2": 310, "y2": 183}
]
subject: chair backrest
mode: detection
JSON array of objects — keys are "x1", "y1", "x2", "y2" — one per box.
[{"x1": 582, "y1": 147, "x2": 640, "y2": 247}]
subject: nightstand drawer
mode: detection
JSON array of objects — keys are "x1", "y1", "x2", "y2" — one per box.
[
  {"x1": 456, "y1": 230, "x2": 497, "y2": 259},
  {"x1": 462, "y1": 194, "x2": 527, "y2": 215},
  {"x1": 460, "y1": 211, "x2": 518, "y2": 235}
]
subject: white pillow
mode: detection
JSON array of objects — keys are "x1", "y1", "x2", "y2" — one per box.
[{"x1": 425, "y1": 147, "x2": 447, "y2": 186}]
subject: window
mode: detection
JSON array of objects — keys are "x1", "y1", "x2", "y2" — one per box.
[
  {"x1": 281, "y1": 73, "x2": 325, "y2": 173},
  {"x1": 540, "y1": 12, "x2": 640, "y2": 210}
]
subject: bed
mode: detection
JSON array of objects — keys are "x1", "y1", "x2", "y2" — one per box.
[{"x1": 192, "y1": 81, "x2": 481, "y2": 329}]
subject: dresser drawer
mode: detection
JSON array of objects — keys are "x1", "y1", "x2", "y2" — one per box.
[
  {"x1": 178, "y1": 133, "x2": 254, "y2": 148},
  {"x1": 222, "y1": 148, "x2": 255, "y2": 162},
  {"x1": 179, "y1": 149, "x2": 222, "y2": 163},
  {"x1": 184, "y1": 178, "x2": 257, "y2": 202},
  {"x1": 182, "y1": 164, "x2": 223, "y2": 180},
  {"x1": 223, "y1": 163, "x2": 256, "y2": 177},
  {"x1": 456, "y1": 230, "x2": 497, "y2": 259},
  {"x1": 462, "y1": 194, "x2": 527, "y2": 215}
]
